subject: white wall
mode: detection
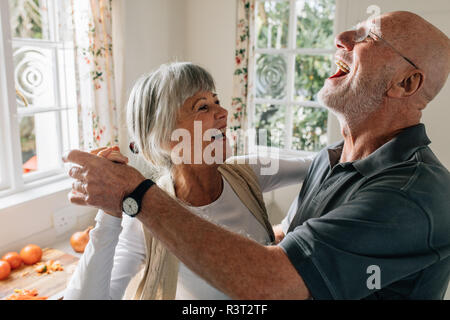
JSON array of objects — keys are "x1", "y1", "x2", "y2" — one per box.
[
  {"x1": 115, "y1": 0, "x2": 236, "y2": 151},
  {"x1": 114, "y1": 0, "x2": 187, "y2": 149},
  {"x1": 119, "y1": 0, "x2": 186, "y2": 86},
  {"x1": 183, "y1": 0, "x2": 237, "y2": 115}
]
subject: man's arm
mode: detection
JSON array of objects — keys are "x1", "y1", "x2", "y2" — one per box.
[
  {"x1": 63, "y1": 149, "x2": 310, "y2": 299},
  {"x1": 139, "y1": 186, "x2": 310, "y2": 299}
]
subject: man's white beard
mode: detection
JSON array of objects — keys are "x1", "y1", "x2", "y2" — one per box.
[{"x1": 318, "y1": 68, "x2": 391, "y2": 124}]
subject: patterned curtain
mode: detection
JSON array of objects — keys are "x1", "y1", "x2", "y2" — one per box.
[
  {"x1": 229, "y1": 0, "x2": 255, "y2": 156},
  {"x1": 71, "y1": 0, "x2": 118, "y2": 150}
]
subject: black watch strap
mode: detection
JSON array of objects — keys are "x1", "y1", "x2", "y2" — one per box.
[{"x1": 124, "y1": 179, "x2": 155, "y2": 217}]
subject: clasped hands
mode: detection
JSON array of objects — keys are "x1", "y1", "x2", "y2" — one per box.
[{"x1": 62, "y1": 146, "x2": 146, "y2": 218}]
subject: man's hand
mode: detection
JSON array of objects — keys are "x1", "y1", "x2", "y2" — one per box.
[{"x1": 62, "y1": 149, "x2": 145, "y2": 218}]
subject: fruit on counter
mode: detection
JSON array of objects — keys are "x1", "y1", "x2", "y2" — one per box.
[
  {"x1": 34, "y1": 260, "x2": 64, "y2": 275},
  {"x1": 0, "y1": 260, "x2": 11, "y2": 280},
  {"x1": 1, "y1": 252, "x2": 23, "y2": 269},
  {"x1": 70, "y1": 226, "x2": 93, "y2": 253},
  {"x1": 20, "y1": 244, "x2": 43, "y2": 265},
  {"x1": 6, "y1": 288, "x2": 48, "y2": 300}
]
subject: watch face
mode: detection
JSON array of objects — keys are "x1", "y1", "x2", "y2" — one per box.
[{"x1": 123, "y1": 197, "x2": 139, "y2": 215}]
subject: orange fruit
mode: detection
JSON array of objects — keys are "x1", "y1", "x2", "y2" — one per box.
[
  {"x1": 0, "y1": 260, "x2": 11, "y2": 280},
  {"x1": 19, "y1": 244, "x2": 42, "y2": 265},
  {"x1": 2, "y1": 252, "x2": 23, "y2": 269}
]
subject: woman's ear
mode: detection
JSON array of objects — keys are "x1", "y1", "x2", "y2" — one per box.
[{"x1": 387, "y1": 70, "x2": 425, "y2": 98}]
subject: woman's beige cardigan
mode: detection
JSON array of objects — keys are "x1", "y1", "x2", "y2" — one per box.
[{"x1": 133, "y1": 161, "x2": 275, "y2": 300}]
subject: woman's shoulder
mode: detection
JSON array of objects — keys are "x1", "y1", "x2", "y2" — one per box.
[
  {"x1": 223, "y1": 153, "x2": 314, "y2": 192},
  {"x1": 220, "y1": 157, "x2": 257, "y2": 179}
]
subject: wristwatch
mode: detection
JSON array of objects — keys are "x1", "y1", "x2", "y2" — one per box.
[{"x1": 122, "y1": 179, "x2": 155, "y2": 217}]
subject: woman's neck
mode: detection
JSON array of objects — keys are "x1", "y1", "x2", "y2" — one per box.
[{"x1": 171, "y1": 164, "x2": 223, "y2": 207}]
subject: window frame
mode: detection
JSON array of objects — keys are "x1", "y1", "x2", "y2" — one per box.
[
  {"x1": 0, "y1": 0, "x2": 22, "y2": 194},
  {"x1": 0, "y1": 0, "x2": 76, "y2": 199},
  {"x1": 251, "y1": 0, "x2": 336, "y2": 151}
]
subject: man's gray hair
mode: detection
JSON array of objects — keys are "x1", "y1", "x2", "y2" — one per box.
[{"x1": 126, "y1": 62, "x2": 216, "y2": 175}]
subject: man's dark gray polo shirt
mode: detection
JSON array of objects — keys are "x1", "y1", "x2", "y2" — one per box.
[{"x1": 279, "y1": 123, "x2": 450, "y2": 299}]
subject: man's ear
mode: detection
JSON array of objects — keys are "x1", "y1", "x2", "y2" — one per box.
[{"x1": 387, "y1": 70, "x2": 425, "y2": 98}]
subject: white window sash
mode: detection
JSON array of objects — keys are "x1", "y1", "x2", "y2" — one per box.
[
  {"x1": 284, "y1": 0, "x2": 297, "y2": 149},
  {"x1": 0, "y1": 0, "x2": 24, "y2": 193},
  {"x1": 255, "y1": 48, "x2": 335, "y2": 55},
  {"x1": 254, "y1": 99, "x2": 326, "y2": 108}
]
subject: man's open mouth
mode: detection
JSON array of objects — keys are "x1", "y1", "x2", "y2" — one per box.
[{"x1": 329, "y1": 60, "x2": 351, "y2": 79}]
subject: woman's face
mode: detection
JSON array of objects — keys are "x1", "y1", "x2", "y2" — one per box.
[{"x1": 169, "y1": 90, "x2": 231, "y2": 166}]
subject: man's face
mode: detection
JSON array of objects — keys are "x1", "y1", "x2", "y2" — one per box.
[{"x1": 318, "y1": 16, "x2": 396, "y2": 120}]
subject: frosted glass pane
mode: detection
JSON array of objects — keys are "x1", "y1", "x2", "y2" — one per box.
[
  {"x1": 256, "y1": 54, "x2": 287, "y2": 100},
  {"x1": 13, "y1": 46, "x2": 56, "y2": 108}
]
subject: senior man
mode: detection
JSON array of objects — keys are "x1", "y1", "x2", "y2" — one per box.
[{"x1": 64, "y1": 11, "x2": 450, "y2": 299}]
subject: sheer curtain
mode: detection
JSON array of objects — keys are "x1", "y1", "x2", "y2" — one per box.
[
  {"x1": 229, "y1": 0, "x2": 256, "y2": 156},
  {"x1": 71, "y1": 0, "x2": 119, "y2": 150}
]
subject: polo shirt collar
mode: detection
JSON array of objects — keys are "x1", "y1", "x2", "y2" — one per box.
[{"x1": 327, "y1": 124, "x2": 431, "y2": 177}]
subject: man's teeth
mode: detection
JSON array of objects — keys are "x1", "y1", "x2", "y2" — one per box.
[{"x1": 335, "y1": 60, "x2": 350, "y2": 73}]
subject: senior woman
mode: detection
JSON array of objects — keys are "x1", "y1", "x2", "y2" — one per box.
[{"x1": 64, "y1": 62, "x2": 312, "y2": 300}]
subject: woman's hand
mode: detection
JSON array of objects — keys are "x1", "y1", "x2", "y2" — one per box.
[{"x1": 90, "y1": 146, "x2": 128, "y2": 164}]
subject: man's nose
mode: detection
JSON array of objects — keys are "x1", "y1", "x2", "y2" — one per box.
[{"x1": 335, "y1": 30, "x2": 356, "y2": 51}]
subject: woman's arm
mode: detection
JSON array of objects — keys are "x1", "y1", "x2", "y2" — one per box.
[
  {"x1": 231, "y1": 154, "x2": 314, "y2": 193},
  {"x1": 110, "y1": 215, "x2": 147, "y2": 299},
  {"x1": 63, "y1": 211, "x2": 146, "y2": 300}
]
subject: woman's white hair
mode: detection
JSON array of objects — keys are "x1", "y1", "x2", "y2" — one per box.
[{"x1": 126, "y1": 62, "x2": 215, "y2": 177}]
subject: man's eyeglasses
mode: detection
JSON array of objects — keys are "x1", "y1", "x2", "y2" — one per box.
[{"x1": 353, "y1": 22, "x2": 419, "y2": 70}]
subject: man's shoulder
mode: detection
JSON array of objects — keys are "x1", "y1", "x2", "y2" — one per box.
[
  {"x1": 363, "y1": 146, "x2": 450, "y2": 191},
  {"x1": 359, "y1": 148, "x2": 450, "y2": 234}
]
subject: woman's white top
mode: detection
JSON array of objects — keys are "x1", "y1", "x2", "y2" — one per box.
[{"x1": 63, "y1": 155, "x2": 312, "y2": 300}]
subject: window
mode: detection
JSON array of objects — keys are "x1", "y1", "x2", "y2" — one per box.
[
  {"x1": 0, "y1": 0, "x2": 78, "y2": 197},
  {"x1": 252, "y1": 0, "x2": 336, "y2": 152}
]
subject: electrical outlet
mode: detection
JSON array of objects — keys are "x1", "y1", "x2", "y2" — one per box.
[{"x1": 53, "y1": 207, "x2": 77, "y2": 236}]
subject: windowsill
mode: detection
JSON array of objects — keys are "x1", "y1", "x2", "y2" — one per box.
[{"x1": 0, "y1": 176, "x2": 72, "y2": 211}]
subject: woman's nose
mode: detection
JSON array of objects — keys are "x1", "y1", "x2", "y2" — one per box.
[
  {"x1": 215, "y1": 105, "x2": 228, "y2": 120},
  {"x1": 335, "y1": 30, "x2": 356, "y2": 51}
]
